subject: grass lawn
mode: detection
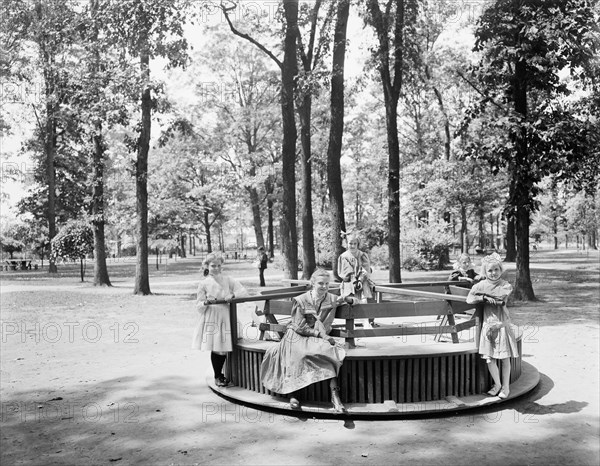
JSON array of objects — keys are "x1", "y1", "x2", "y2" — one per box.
[{"x1": 1, "y1": 249, "x2": 598, "y2": 465}]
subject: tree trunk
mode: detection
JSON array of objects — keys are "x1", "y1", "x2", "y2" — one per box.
[
  {"x1": 204, "y1": 210, "x2": 212, "y2": 253},
  {"x1": 550, "y1": 179, "x2": 559, "y2": 250},
  {"x1": 425, "y1": 65, "x2": 451, "y2": 160},
  {"x1": 266, "y1": 177, "x2": 275, "y2": 259},
  {"x1": 510, "y1": 58, "x2": 535, "y2": 300},
  {"x1": 514, "y1": 207, "x2": 535, "y2": 300},
  {"x1": 327, "y1": 0, "x2": 350, "y2": 281},
  {"x1": 92, "y1": 131, "x2": 111, "y2": 286},
  {"x1": 246, "y1": 185, "x2": 266, "y2": 249},
  {"x1": 45, "y1": 94, "x2": 58, "y2": 274},
  {"x1": 38, "y1": 12, "x2": 58, "y2": 274},
  {"x1": 385, "y1": 97, "x2": 402, "y2": 283},
  {"x1": 298, "y1": 97, "x2": 316, "y2": 279},
  {"x1": 179, "y1": 233, "x2": 186, "y2": 258},
  {"x1": 460, "y1": 204, "x2": 467, "y2": 253},
  {"x1": 489, "y1": 213, "x2": 495, "y2": 250},
  {"x1": 80, "y1": 258, "x2": 84, "y2": 282},
  {"x1": 505, "y1": 215, "x2": 516, "y2": 261},
  {"x1": 366, "y1": 0, "x2": 406, "y2": 284},
  {"x1": 552, "y1": 205, "x2": 559, "y2": 249},
  {"x1": 89, "y1": 0, "x2": 111, "y2": 287},
  {"x1": 478, "y1": 208, "x2": 485, "y2": 249},
  {"x1": 280, "y1": 0, "x2": 299, "y2": 279},
  {"x1": 134, "y1": 47, "x2": 151, "y2": 295}
]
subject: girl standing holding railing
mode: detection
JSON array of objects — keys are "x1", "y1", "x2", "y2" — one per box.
[{"x1": 466, "y1": 253, "x2": 518, "y2": 399}]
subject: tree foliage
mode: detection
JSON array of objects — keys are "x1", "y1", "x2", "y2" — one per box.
[
  {"x1": 470, "y1": 0, "x2": 600, "y2": 300},
  {"x1": 51, "y1": 219, "x2": 94, "y2": 281}
]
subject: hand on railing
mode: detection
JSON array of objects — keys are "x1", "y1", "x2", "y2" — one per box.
[
  {"x1": 203, "y1": 295, "x2": 218, "y2": 305},
  {"x1": 477, "y1": 293, "x2": 505, "y2": 306},
  {"x1": 336, "y1": 295, "x2": 359, "y2": 305}
]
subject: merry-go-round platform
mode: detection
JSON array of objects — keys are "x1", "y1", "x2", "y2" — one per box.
[{"x1": 207, "y1": 281, "x2": 540, "y2": 419}]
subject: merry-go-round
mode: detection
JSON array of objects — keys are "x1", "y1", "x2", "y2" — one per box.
[{"x1": 207, "y1": 280, "x2": 539, "y2": 418}]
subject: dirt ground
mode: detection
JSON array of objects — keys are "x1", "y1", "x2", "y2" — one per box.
[{"x1": 1, "y1": 249, "x2": 599, "y2": 466}]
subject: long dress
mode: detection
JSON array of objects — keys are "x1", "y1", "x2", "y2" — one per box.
[
  {"x1": 260, "y1": 291, "x2": 346, "y2": 394},
  {"x1": 337, "y1": 249, "x2": 373, "y2": 300},
  {"x1": 466, "y1": 279, "x2": 518, "y2": 360},
  {"x1": 191, "y1": 274, "x2": 248, "y2": 352}
]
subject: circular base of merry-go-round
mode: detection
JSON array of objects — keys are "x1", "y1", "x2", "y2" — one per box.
[{"x1": 207, "y1": 338, "x2": 540, "y2": 419}]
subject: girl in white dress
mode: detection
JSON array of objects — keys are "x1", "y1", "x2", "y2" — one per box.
[
  {"x1": 466, "y1": 253, "x2": 517, "y2": 399},
  {"x1": 192, "y1": 253, "x2": 248, "y2": 387}
]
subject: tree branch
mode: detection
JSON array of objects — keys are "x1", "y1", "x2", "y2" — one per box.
[
  {"x1": 456, "y1": 70, "x2": 506, "y2": 111},
  {"x1": 220, "y1": 1, "x2": 282, "y2": 69}
]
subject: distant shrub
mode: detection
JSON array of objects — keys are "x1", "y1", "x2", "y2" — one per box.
[
  {"x1": 402, "y1": 255, "x2": 427, "y2": 271},
  {"x1": 120, "y1": 245, "x2": 137, "y2": 257},
  {"x1": 403, "y1": 221, "x2": 453, "y2": 270},
  {"x1": 369, "y1": 244, "x2": 389, "y2": 269}
]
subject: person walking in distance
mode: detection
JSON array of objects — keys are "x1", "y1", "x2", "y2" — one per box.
[{"x1": 257, "y1": 246, "x2": 268, "y2": 287}]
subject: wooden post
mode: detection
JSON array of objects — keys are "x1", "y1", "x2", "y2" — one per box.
[
  {"x1": 474, "y1": 308, "x2": 482, "y2": 349},
  {"x1": 446, "y1": 302, "x2": 460, "y2": 343},
  {"x1": 345, "y1": 318, "x2": 356, "y2": 348},
  {"x1": 229, "y1": 302, "x2": 238, "y2": 385}
]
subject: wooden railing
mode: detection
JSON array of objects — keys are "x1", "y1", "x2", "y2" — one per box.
[{"x1": 214, "y1": 281, "x2": 479, "y2": 350}]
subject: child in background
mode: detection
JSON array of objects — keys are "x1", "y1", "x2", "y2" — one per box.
[
  {"x1": 466, "y1": 253, "x2": 517, "y2": 399},
  {"x1": 449, "y1": 253, "x2": 480, "y2": 283}
]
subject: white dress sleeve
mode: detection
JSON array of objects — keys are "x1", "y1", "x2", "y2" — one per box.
[{"x1": 230, "y1": 276, "x2": 249, "y2": 298}]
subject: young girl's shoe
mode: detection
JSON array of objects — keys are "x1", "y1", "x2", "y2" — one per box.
[
  {"x1": 215, "y1": 375, "x2": 230, "y2": 387},
  {"x1": 486, "y1": 385, "x2": 501, "y2": 396},
  {"x1": 498, "y1": 388, "x2": 510, "y2": 399},
  {"x1": 331, "y1": 387, "x2": 347, "y2": 413}
]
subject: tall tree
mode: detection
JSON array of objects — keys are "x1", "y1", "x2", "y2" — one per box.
[
  {"x1": 473, "y1": 0, "x2": 599, "y2": 300},
  {"x1": 10, "y1": 0, "x2": 99, "y2": 273},
  {"x1": 295, "y1": 0, "x2": 335, "y2": 279},
  {"x1": 107, "y1": 0, "x2": 189, "y2": 294},
  {"x1": 17, "y1": 0, "x2": 81, "y2": 273},
  {"x1": 82, "y1": 0, "x2": 130, "y2": 286},
  {"x1": 326, "y1": 0, "x2": 350, "y2": 281},
  {"x1": 221, "y1": 0, "x2": 300, "y2": 278},
  {"x1": 280, "y1": 0, "x2": 300, "y2": 278},
  {"x1": 363, "y1": 0, "x2": 417, "y2": 282},
  {"x1": 198, "y1": 32, "x2": 281, "y2": 255}
]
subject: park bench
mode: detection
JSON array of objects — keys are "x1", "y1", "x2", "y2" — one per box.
[{"x1": 3, "y1": 259, "x2": 33, "y2": 271}]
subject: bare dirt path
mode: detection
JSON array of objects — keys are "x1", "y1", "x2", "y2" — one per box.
[{"x1": 1, "y1": 250, "x2": 598, "y2": 465}]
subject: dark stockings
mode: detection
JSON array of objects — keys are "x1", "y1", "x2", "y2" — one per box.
[{"x1": 211, "y1": 352, "x2": 227, "y2": 378}]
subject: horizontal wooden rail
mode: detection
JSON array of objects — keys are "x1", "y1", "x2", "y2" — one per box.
[
  {"x1": 331, "y1": 318, "x2": 478, "y2": 339},
  {"x1": 335, "y1": 301, "x2": 449, "y2": 319},
  {"x1": 257, "y1": 300, "x2": 475, "y2": 319},
  {"x1": 262, "y1": 300, "x2": 294, "y2": 315},
  {"x1": 259, "y1": 319, "x2": 479, "y2": 341},
  {"x1": 282, "y1": 279, "x2": 340, "y2": 289},
  {"x1": 204, "y1": 289, "x2": 308, "y2": 305},
  {"x1": 378, "y1": 281, "x2": 470, "y2": 288},
  {"x1": 258, "y1": 323, "x2": 287, "y2": 334},
  {"x1": 259, "y1": 285, "x2": 309, "y2": 295},
  {"x1": 374, "y1": 285, "x2": 469, "y2": 303}
]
